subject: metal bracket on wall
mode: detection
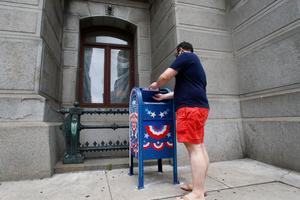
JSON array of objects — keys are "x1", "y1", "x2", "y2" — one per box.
[{"x1": 105, "y1": 4, "x2": 114, "y2": 16}]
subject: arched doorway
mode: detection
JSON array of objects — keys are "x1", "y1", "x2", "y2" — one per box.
[
  {"x1": 77, "y1": 17, "x2": 137, "y2": 158},
  {"x1": 79, "y1": 17, "x2": 137, "y2": 108}
]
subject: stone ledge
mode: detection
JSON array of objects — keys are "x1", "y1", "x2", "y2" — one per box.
[
  {"x1": 55, "y1": 157, "x2": 170, "y2": 173},
  {"x1": 0, "y1": 122, "x2": 62, "y2": 181}
]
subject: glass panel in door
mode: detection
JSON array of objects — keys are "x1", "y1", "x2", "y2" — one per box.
[
  {"x1": 110, "y1": 49, "x2": 130, "y2": 103},
  {"x1": 83, "y1": 47, "x2": 104, "y2": 103}
]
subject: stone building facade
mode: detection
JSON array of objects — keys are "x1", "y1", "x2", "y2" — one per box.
[{"x1": 0, "y1": 0, "x2": 299, "y2": 181}]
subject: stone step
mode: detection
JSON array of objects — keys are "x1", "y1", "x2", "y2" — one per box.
[{"x1": 54, "y1": 157, "x2": 171, "y2": 173}]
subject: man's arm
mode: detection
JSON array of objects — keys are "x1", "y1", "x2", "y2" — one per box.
[{"x1": 149, "y1": 68, "x2": 177, "y2": 89}]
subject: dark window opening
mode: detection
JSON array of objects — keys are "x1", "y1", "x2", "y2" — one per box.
[{"x1": 79, "y1": 27, "x2": 135, "y2": 108}]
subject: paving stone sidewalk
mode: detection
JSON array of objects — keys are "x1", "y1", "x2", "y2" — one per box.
[{"x1": 1, "y1": 159, "x2": 300, "y2": 200}]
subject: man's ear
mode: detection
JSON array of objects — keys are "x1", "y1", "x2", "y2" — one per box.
[{"x1": 178, "y1": 47, "x2": 183, "y2": 55}]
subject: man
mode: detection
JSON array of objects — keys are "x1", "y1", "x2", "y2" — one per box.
[{"x1": 149, "y1": 41, "x2": 209, "y2": 200}]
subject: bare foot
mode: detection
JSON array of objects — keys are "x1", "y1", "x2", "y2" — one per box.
[
  {"x1": 176, "y1": 192, "x2": 205, "y2": 200},
  {"x1": 180, "y1": 183, "x2": 208, "y2": 197},
  {"x1": 180, "y1": 183, "x2": 193, "y2": 191}
]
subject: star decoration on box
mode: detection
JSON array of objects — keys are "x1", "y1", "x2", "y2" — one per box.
[
  {"x1": 145, "y1": 109, "x2": 170, "y2": 118},
  {"x1": 159, "y1": 112, "x2": 165, "y2": 118},
  {"x1": 150, "y1": 112, "x2": 156, "y2": 118},
  {"x1": 132, "y1": 100, "x2": 136, "y2": 106}
]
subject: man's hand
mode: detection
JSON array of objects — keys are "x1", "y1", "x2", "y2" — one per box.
[
  {"x1": 153, "y1": 92, "x2": 174, "y2": 101},
  {"x1": 149, "y1": 82, "x2": 159, "y2": 90},
  {"x1": 153, "y1": 93, "x2": 166, "y2": 101}
]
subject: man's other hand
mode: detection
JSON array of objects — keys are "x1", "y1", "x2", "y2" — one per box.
[{"x1": 149, "y1": 82, "x2": 159, "y2": 89}]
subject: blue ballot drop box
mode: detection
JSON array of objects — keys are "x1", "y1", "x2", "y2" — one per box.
[{"x1": 129, "y1": 87, "x2": 179, "y2": 189}]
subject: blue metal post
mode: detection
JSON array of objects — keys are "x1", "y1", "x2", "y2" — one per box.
[
  {"x1": 138, "y1": 158, "x2": 144, "y2": 189},
  {"x1": 172, "y1": 101, "x2": 179, "y2": 184},
  {"x1": 158, "y1": 159, "x2": 163, "y2": 172},
  {"x1": 129, "y1": 154, "x2": 134, "y2": 176},
  {"x1": 137, "y1": 89, "x2": 144, "y2": 189}
]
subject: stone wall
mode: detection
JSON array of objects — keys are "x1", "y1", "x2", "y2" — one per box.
[
  {"x1": 0, "y1": 122, "x2": 62, "y2": 181},
  {"x1": 40, "y1": 0, "x2": 64, "y2": 103},
  {"x1": 229, "y1": 0, "x2": 300, "y2": 171},
  {"x1": 0, "y1": 0, "x2": 65, "y2": 181},
  {"x1": 150, "y1": 0, "x2": 177, "y2": 84}
]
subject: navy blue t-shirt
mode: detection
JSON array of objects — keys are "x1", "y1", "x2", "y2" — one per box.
[{"x1": 170, "y1": 52, "x2": 209, "y2": 110}]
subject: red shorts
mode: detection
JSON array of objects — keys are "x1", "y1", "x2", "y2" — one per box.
[{"x1": 176, "y1": 107, "x2": 209, "y2": 144}]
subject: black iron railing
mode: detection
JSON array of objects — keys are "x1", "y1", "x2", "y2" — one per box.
[{"x1": 57, "y1": 102, "x2": 129, "y2": 164}]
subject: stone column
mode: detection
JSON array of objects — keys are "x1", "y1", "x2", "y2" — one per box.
[{"x1": 0, "y1": 0, "x2": 65, "y2": 181}]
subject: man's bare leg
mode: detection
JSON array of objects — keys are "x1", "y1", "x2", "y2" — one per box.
[
  {"x1": 180, "y1": 143, "x2": 209, "y2": 196},
  {"x1": 181, "y1": 143, "x2": 209, "y2": 200}
]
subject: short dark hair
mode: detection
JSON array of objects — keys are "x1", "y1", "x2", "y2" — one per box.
[{"x1": 177, "y1": 41, "x2": 193, "y2": 52}]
